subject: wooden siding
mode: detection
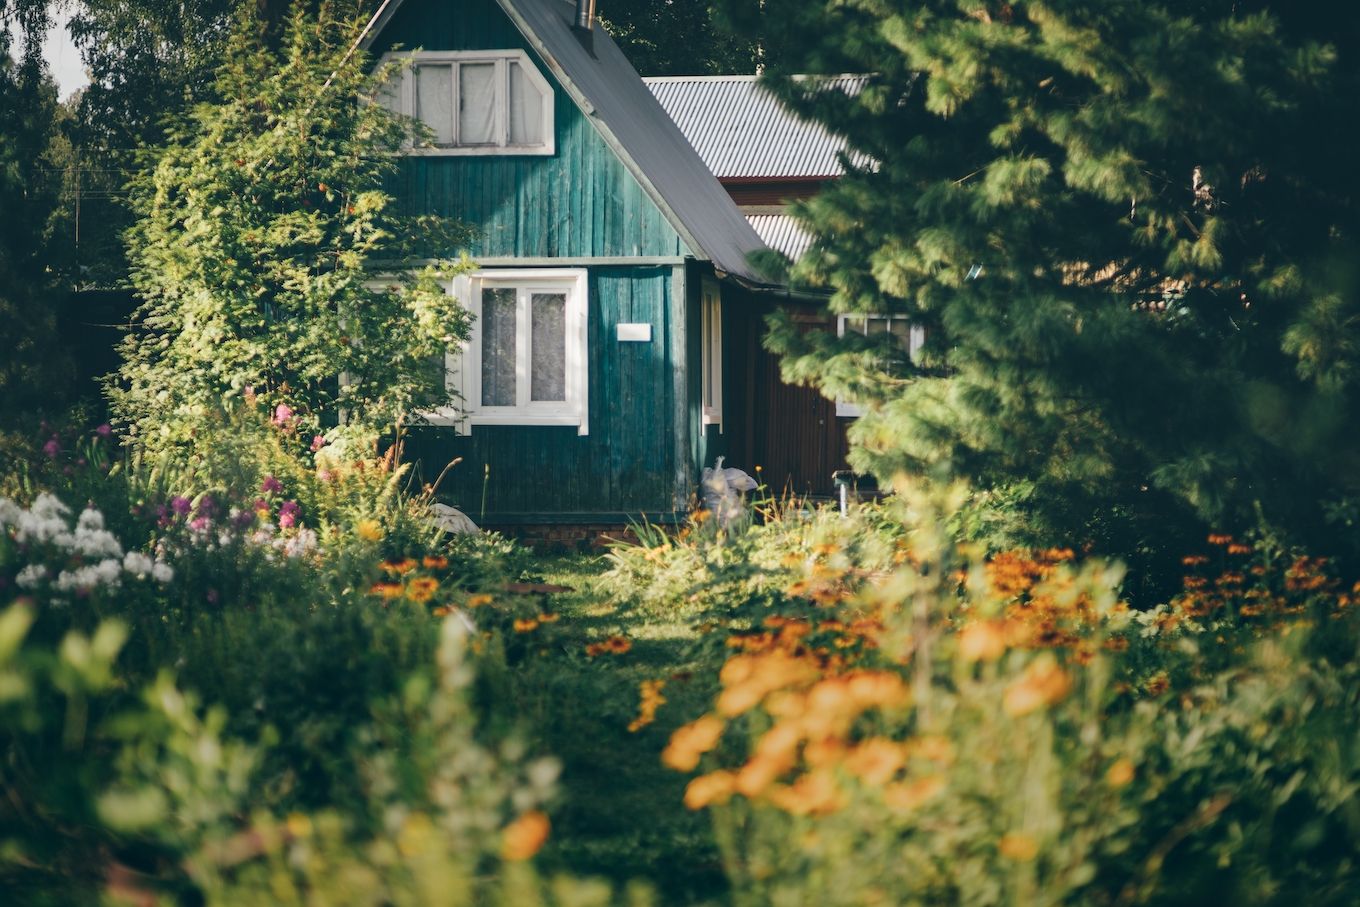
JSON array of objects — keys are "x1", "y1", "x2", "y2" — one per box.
[
  {"x1": 405, "y1": 267, "x2": 683, "y2": 517},
  {"x1": 722, "y1": 295, "x2": 852, "y2": 498},
  {"x1": 373, "y1": 0, "x2": 690, "y2": 260}
]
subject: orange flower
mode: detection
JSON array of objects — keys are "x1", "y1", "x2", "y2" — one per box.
[
  {"x1": 467, "y1": 593, "x2": 494, "y2": 608},
  {"x1": 998, "y1": 832, "x2": 1039, "y2": 862},
  {"x1": 501, "y1": 811, "x2": 550, "y2": 861},
  {"x1": 765, "y1": 770, "x2": 843, "y2": 816},
  {"x1": 684, "y1": 771, "x2": 736, "y2": 809},
  {"x1": 382, "y1": 558, "x2": 419, "y2": 574},
  {"x1": 1106, "y1": 757, "x2": 1136, "y2": 788},
  {"x1": 1003, "y1": 656, "x2": 1072, "y2": 717},
  {"x1": 538, "y1": 612, "x2": 560, "y2": 623},
  {"x1": 422, "y1": 555, "x2": 449, "y2": 569},
  {"x1": 369, "y1": 581, "x2": 403, "y2": 599},
  {"x1": 881, "y1": 775, "x2": 944, "y2": 812},
  {"x1": 958, "y1": 620, "x2": 1008, "y2": 662},
  {"x1": 513, "y1": 618, "x2": 540, "y2": 633},
  {"x1": 844, "y1": 738, "x2": 907, "y2": 786},
  {"x1": 406, "y1": 576, "x2": 439, "y2": 603},
  {"x1": 662, "y1": 715, "x2": 726, "y2": 771}
]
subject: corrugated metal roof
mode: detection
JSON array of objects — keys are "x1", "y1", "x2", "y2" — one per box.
[
  {"x1": 746, "y1": 214, "x2": 812, "y2": 261},
  {"x1": 644, "y1": 75, "x2": 867, "y2": 180},
  {"x1": 361, "y1": 0, "x2": 771, "y2": 284}
]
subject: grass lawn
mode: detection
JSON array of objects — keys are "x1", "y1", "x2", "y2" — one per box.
[{"x1": 505, "y1": 554, "x2": 727, "y2": 906}]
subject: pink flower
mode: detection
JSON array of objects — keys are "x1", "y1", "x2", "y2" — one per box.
[
  {"x1": 262, "y1": 475, "x2": 284, "y2": 494},
  {"x1": 310, "y1": 435, "x2": 326, "y2": 452},
  {"x1": 42, "y1": 437, "x2": 60, "y2": 458},
  {"x1": 317, "y1": 469, "x2": 334, "y2": 483},
  {"x1": 95, "y1": 423, "x2": 112, "y2": 438},
  {"x1": 278, "y1": 500, "x2": 301, "y2": 529},
  {"x1": 273, "y1": 404, "x2": 294, "y2": 427}
]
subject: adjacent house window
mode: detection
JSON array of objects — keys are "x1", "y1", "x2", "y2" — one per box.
[
  {"x1": 376, "y1": 50, "x2": 554, "y2": 155},
  {"x1": 427, "y1": 269, "x2": 588, "y2": 434},
  {"x1": 835, "y1": 315, "x2": 925, "y2": 418},
  {"x1": 701, "y1": 279, "x2": 723, "y2": 431}
]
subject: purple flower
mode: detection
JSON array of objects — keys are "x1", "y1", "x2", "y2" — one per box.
[
  {"x1": 278, "y1": 500, "x2": 301, "y2": 529},
  {"x1": 205, "y1": 588, "x2": 220, "y2": 605},
  {"x1": 196, "y1": 494, "x2": 217, "y2": 518},
  {"x1": 156, "y1": 504, "x2": 171, "y2": 528},
  {"x1": 273, "y1": 404, "x2": 294, "y2": 427},
  {"x1": 232, "y1": 509, "x2": 256, "y2": 530},
  {"x1": 253, "y1": 497, "x2": 269, "y2": 512},
  {"x1": 42, "y1": 437, "x2": 60, "y2": 458},
  {"x1": 171, "y1": 496, "x2": 192, "y2": 516},
  {"x1": 310, "y1": 435, "x2": 326, "y2": 452},
  {"x1": 262, "y1": 475, "x2": 284, "y2": 494},
  {"x1": 95, "y1": 423, "x2": 112, "y2": 438}
]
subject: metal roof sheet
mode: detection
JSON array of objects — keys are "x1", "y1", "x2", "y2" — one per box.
[
  {"x1": 361, "y1": 0, "x2": 771, "y2": 284},
  {"x1": 745, "y1": 214, "x2": 813, "y2": 261},
  {"x1": 643, "y1": 75, "x2": 867, "y2": 180}
]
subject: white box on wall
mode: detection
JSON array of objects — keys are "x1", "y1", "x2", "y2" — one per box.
[{"x1": 616, "y1": 323, "x2": 652, "y2": 342}]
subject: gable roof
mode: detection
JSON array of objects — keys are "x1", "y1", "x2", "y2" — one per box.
[
  {"x1": 360, "y1": 0, "x2": 770, "y2": 284},
  {"x1": 643, "y1": 75, "x2": 868, "y2": 181}
]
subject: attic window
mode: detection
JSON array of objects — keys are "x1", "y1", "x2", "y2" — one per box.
[{"x1": 376, "y1": 50, "x2": 554, "y2": 155}]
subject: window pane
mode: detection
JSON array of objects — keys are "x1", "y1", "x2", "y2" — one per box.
[
  {"x1": 530, "y1": 292, "x2": 566, "y2": 402},
  {"x1": 375, "y1": 68, "x2": 402, "y2": 113},
  {"x1": 481, "y1": 287, "x2": 517, "y2": 406},
  {"x1": 414, "y1": 65, "x2": 454, "y2": 145},
  {"x1": 508, "y1": 62, "x2": 544, "y2": 145},
  {"x1": 866, "y1": 317, "x2": 889, "y2": 335},
  {"x1": 888, "y1": 318, "x2": 912, "y2": 352},
  {"x1": 459, "y1": 63, "x2": 497, "y2": 145}
]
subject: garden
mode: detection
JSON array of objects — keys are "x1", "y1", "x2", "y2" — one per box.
[{"x1": 4, "y1": 1, "x2": 1360, "y2": 905}]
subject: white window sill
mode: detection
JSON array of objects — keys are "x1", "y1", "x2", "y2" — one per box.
[{"x1": 405, "y1": 144, "x2": 555, "y2": 157}]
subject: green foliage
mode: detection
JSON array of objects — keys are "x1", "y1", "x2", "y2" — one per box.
[
  {"x1": 727, "y1": 0, "x2": 1360, "y2": 562},
  {"x1": 0, "y1": 24, "x2": 76, "y2": 425},
  {"x1": 598, "y1": 0, "x2": 761, "y2": 75},
  {"x1": 110, "y1": 3, "x2": 475, "y2": 465}
]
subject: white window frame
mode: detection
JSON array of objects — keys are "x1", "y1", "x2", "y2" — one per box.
[
  {"x1": 701, "y1": 278, "x2": 723, "y2": 432},
  {"x1": 423, "y1": 269, "x2": 589, "y2": 435},
  {"x1": 375, "y1": 49, "x2": 555, "y2": 156},
  {"x1": 835, "y1": 314, "x2": 925, "y2": 418}
]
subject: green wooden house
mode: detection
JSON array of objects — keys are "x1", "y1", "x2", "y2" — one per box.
[{"x1": 360, "y1": 0, "x2": 776, "y2": 535}]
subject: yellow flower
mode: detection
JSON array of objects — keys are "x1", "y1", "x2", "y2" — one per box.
[
  {"x1": 501, "y1": 811, "x2": 550, "y2": 861},
  {"x1": 285, "y1": 812, "x2": 313, "y2": 839},
  {"x1": 998, "y1": 832, "x2": 1039, "y2": 862},
  {"x1": 355, "y1": 519, "x2": 383, "y2": 542},
  {"x1": 1106, "y1": 757, "x2": 1136, "y2": 788},
  {"x1": 397, "y1": 812, "x2": 434, "y2": 858},
  {"x1": 406, "y1": 576, "x2": 439, "y2": 603}
]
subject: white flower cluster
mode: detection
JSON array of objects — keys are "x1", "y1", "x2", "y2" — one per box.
[{"x1": 2, "y1": 493, "x2": 173, "y2": 593}]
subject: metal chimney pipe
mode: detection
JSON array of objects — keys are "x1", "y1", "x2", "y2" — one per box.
[{"x1": 575, "y1": 0, "x2": 595, "y2": 31}]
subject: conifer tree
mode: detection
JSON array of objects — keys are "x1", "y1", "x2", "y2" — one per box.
[
  {"x1": 730, "y1": 0, "x2": 1360, "y2": 557},
  {"x1": 110, "y1": 3, "x2": 473, "y2": 461}
]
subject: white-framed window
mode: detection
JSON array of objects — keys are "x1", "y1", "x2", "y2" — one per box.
[
  {"x1": 424, "y1": 269, "x2": 589, "y2": 434},
  {"x1": 701, "y1": 278, "x2": 723, "y2": 432},
  {"x1": 375, "y1": 50, "x2": 555, "y2": 155},
  {"x1": 835, "y1": 314, "x2": 925, "y2": 418}
]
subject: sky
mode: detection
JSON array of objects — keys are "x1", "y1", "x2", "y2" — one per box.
[{"x1": 43, "y1": 8, "x2": 88, "y2": 99}]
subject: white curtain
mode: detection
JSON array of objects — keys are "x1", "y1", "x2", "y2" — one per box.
[
  {"x1": 481, "y1": 288, "x2": 518, "y2": 406},
  {"x1": 414, "y1": 65, "x2": 454, "y2": 145},
  {"x1": 459, "y1": 63, "x2": 497, "y2": 145},
  {"x1": 508, "y1": 62, "x2": 543, "y2": 146},
  {"x1": 530, "y1": 293, "x2": 567, "y2": 402}
]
